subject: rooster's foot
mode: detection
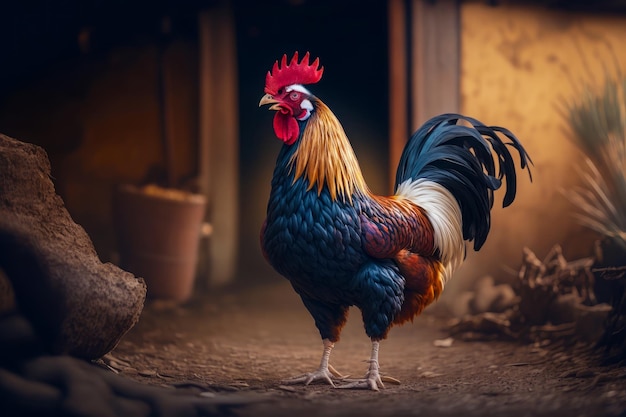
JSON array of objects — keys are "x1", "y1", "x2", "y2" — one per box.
[
  {"x1": 337, "y1": 366, "x2": 400, "y2": 391},
  {"x1": 281, "y1": 364, "x2": 347, "y2": 387},
  {"x1": 337, "y1": 341, "x2": 401, "y2": 391}
]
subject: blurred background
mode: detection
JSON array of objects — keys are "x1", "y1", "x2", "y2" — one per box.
[{"x1": 1, "y1": 0, "x2": 625, "y2": 305}]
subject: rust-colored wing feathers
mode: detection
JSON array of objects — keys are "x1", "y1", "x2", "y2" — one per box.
[
  {"x1": 360, "y1": 195, "x2": 444, "y2": 324},
  {"x1": 360, "y1": 196, "x2": 435, "y2": 259},
  {"x1": 393, "y1": 250, "x2": 444, "y2": 325}
]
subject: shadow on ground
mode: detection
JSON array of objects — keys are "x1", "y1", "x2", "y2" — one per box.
[{"x1": 111, "y1": 281, "x2": 626, "y2": 417}]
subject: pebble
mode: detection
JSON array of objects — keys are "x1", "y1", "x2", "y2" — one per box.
[
  {"x1": 138, "y1": 370, "x2": 157, "y2": 377},
  {"x1": 433, "y1": 338, "x2": 454, "y2": 348},
  {"x1": 575, "y1": 369, "x2": 596, "y2": 378},
  {"x1": 420, "y1": 371, "x2": 443, "y2": 378}
]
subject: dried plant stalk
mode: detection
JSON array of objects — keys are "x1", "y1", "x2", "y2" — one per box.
[{"x1": 563, "y1": 75, "x2": 626, "y2": 251}]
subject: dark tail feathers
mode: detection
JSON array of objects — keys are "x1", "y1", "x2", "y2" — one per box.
[{"x1": 395, "y1": 113, "x2": 532, "y2": 251}]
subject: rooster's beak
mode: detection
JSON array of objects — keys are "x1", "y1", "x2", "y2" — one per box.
[{"x1": 259, "y1": 94, "x2": 281, "y2": 111}]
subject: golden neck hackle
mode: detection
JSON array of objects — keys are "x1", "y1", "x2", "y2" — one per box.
[{"x1": 288, "y1": 100, "x2": 369, "y2": 202}]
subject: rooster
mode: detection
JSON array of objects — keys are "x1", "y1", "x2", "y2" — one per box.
[{"x1": 259, "y1": 52, "x2": 531, "y2": 390}]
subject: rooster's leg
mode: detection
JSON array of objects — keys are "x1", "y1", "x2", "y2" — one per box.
[
  {"x1": 281, "y1": 339, "x2": 346, "y2": 386},
  {"x1": 337, "y1": 340, "x2": 400, "y2": 391}
]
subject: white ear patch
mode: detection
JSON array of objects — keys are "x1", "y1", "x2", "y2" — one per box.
[{"x1": 297, "y1": 99, "x2": 313, "y2": 120}]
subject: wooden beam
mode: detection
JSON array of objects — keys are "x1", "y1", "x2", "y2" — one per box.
[
  {"x1": 198, "y1": 12, "x2": 213, "y2": 201},
  {"x1": 410, "y1": 0, "x2": 460, "y2": 130},
  {"x1": 388, "y1": 0, "x2": 409, "y2": 192},
  {"x1": 198, "y1": 6, "x2": 239, "y2": 286}
]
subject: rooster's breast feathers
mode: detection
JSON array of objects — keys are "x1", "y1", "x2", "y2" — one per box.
[
  {"x1": 261, "y1": 159, "x2": 438, "y2": 311},
  {"x1": 261, "y1": 101, "x2": 437, "y2": 294}
]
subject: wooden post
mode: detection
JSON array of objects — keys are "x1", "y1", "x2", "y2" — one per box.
[
  {"x1": 157, "y1": 16, "x2": 177, "y2": 188},
  {"x1": 388, "y1": 0, "x2": 409, "y2": 192},
  {"x1": 198, "y1": 6, "x2": 239, "y2": 286},
  {"x1": 410, "y1": 0, "x2": 460, "y2": 130},
  {"x1": 198, "y1": 12, "x2": 213, "y2": 201}
]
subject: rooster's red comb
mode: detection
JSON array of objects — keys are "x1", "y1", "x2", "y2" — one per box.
[{"x1": 265, "y1": 52, "x2": 324, "y2": 95}]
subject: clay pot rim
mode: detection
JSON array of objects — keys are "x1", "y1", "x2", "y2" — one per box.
[{"x1": 116, "y1": 184, "x2": 206, "y2": 206}]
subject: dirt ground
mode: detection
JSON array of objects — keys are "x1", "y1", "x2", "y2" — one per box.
[{"x1": 111, "y1": 281, "x2": 626, "y2": 417}]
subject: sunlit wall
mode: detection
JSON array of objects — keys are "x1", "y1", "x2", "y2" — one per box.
[{"x1": 444, "y1": 2, "x2": 626, "y2": 300}]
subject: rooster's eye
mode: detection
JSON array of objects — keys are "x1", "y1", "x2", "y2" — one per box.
[{"x1": 290, "y1": 92, "x2": 300, "y2": 101}]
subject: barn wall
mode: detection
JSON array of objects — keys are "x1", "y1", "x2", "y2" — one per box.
[
  {"x1": 0, "y1": 39, "x2": 198, "y2": 262},
  {"x1": 446, "y1": 2, "x2": 626, "y2": 297}
]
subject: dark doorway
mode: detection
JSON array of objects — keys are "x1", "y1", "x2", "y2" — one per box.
[{"x1": 234, "y1": 0, "x2": 390, "y2": 281}]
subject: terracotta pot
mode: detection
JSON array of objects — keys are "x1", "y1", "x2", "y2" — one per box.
[{"x1": 113, "y1": 184, "x2": 206, "y2": 302}]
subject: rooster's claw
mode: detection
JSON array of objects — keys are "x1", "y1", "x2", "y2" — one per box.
[{"x1": 281, "y1": 364, "x2": 347, "y2": 387}]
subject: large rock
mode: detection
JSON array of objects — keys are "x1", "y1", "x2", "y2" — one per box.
[{"x1": 0, "y1": 134, "x2": 146, "y2": 359}]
